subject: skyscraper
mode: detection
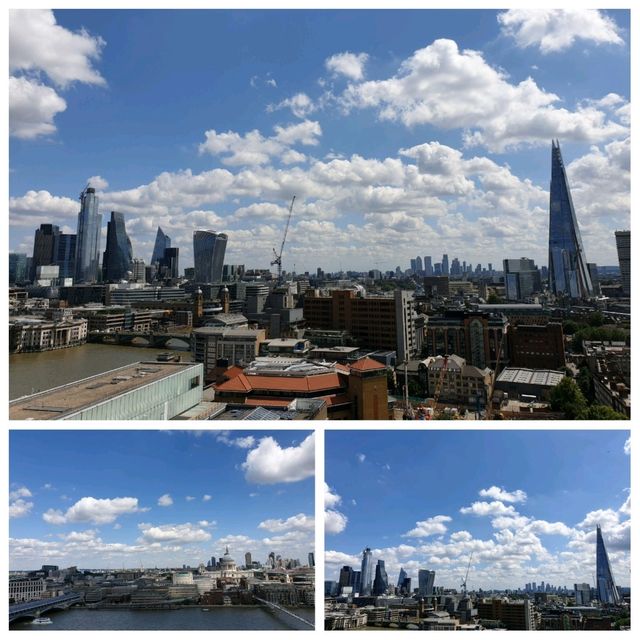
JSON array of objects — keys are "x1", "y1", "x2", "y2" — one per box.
[
  {"x1": 548, "y1": 140, "x2": 593, "y2": 299},
  {"x1": 360, "y1": 547, "x2": 374, "y2": 596},
  {"x1": 424, "y1": 256, "x2": 433, "y2": 276},
  {"x1": 372, "y1": 559, "x2": 389, "y2": 596},
  {"x1": 416, "y1": 255, "x2": 423, "y2": 273},
  {"x1": 615, "y1": 230, "x2": 630, "y2": 296},
  {"x1": 102, "y1": 211, "x2": 133, "y2": 282},
  {"x1": 160, "y1": 247, "x2": 180, "y2": 279},
  {"x1": 9, "y1": 253, "x2": 28, "y2": 284},
  {"x1": 151, "y1": 226, "x2": 171, "y2": 265},
  {"x1": 418, "y1": 569, "x2": 435, "y2": 596},
  {"x1": 442, "y1": 254, "x2": 449, "y2": 276},
  {"x1": 596, "y1": 525, "x2": 621, "y2": 604},
  {"x1": 75, "y1": 186, "x2": 102, "y2": 283},
  {"x1": 574, "y1": 583, "x2": 591, "y2": 606},
  {"x1": 193, "y1": 230, "x2": 228, "y2": 283},
  {"x1": 397, "y1": 567, "x2": 408, "y2": 588},
  {"x1": 53, "y1": 233, "x2": 77, "y2": 280},
  {"x1": 30, "y1": 223, "x2": 60, "y2": 281},
  {"x1": 503, "y1": 257, "x2": 542, "y2": 301}
]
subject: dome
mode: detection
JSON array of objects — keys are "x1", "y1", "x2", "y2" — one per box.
[{"x1": 221, "y1": 546, "x2": 235, "y2": 566}]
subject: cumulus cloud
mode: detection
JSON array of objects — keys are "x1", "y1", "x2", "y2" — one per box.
[
  {"x1": 498, "y1": 9, "x2": 624, "y2": 54},
  {"x1": 42, "y1": 496, "x2": 142, "y2": 525},
  {"x1": 268, "y1": 92, "x2": 316, "y2": 118},
  {"x1": 157, "y1": 493, "x2": 173, "y2": 507},
  {"x1": 479, "y1": 486, "x2": 527, "y2": 503},
  {"x1": 325, "y1": 483, "x2": 341, "y2": 509},
  {"x1": 258, "y1": 513, "x2": 315, "y2": 532},
  {"x1": 460, "y1": 501, "x2": 518, "y2": 517},
  {"x1": 10, "y1": 499, "x2": 34, "y2": 519},
  {"x1": 202, "y1": 494, "x2": 212, "y2": 502},
  {"x1": 325, "y1": 51, "x2": 369, "y2": 81},
  {"x1": 403, "y1": 515, "x2": 452, "y2": 538},
  {"x1": 356, "y1": 453, "x2": 366, "y2": 463},
  {"x1": 138, "y1": 522, "x2": 212, "y2": 543},
  {"x1": 324, "y1": 483, "x2": 348, "y2": 534},
  {"x1": 87, "y1": 175, "x2": 109, "y2": 190},
  {"x1": 242, "y1": 433, "x2": 315, "y2": 484},
  {"x1": 215, "y1": 431, "x2": 255, "y2": 448},
  {"x1": 9, "y1": 76, "x2": 67, "y2": 139}
]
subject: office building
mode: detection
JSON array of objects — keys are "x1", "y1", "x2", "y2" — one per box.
[
  {"x1": 192, "y1": 326, "x2": 266, "y2": 372},
  {"x1": 397, "y1": 568, "x2": 408, "y2": 589},
  {"x1": 596, "y1": 525, "x2": 621, "y2": 604},
  {"x1": 372, "y1": 560, "x2": 389, "y2": 596},
  {"x1": 424, "y1": 256, "x2": 433, "y2": 276},
  {"x1": 615, "y1": 230, "x2": 630, "y2": 296},
  {"x1": 10, "y1": 316, "x2": 88, "y2": 353},
  {"x1": 506, "y1": 323, "x2": 565, "y2": 370},
  {"x1": 494, "y1": 368, "x2": 564, "y2": 401},
  {"x1": 151, "y1": 226, "x2": 171, "y2": 265},
  {"x1": 339, "y1": 566, "x2": 354, "y2": 591},
  {"x1": 9, "y1": 253, "x2": 28, "y2": 284},
  {"x1": 53, "y1": 233, "x2": 77, "y2": 279},
  {"x1": 587, "y1": 263, "x2": 601, "y2": 296},
  {"x1": 9, "y1": 578, "x2": 46, "y2": 603},
  {"x1": 360, "y1": 548, "x2": 374, "y2": 596},
  {"x1": 503, "y1": 257, "x2": 542, "y2": 301},
  {"x1": 75, "y1": 186, "x2": 102, "y2": 283},
  {"x1": 160, "y1": 247, "x2": 180, "y2": 279},
  {"x1": 476, "y1": 598, "x2": 535, "y2": 630},
  {"x1": 574, "y1": 583, "x2": 591, "y2": 606},
  {"x1": 30, "y1": 223, "x2": 60, "y2": 281},
  {"x1": 418, "y1": 569, "x2": 435, "y2": 596},
  {"x1": 442, "y1": 254, "x2": 449, "y2": 276},
  {"x1": 548, "y1": 140, "x2": 593, "y2": 299},
  {"x1": 102, "y1": 211, "x2": 133, "y2": 282},
  {"x1": 193, "y1": 230, "x2": 228, "y2": 283},
  {"x1": 427, "y1": 355, "x2": 492, "y2": 407},
  {"x1": 415, "y1": 255, "x2": 423, "y2": 273}
]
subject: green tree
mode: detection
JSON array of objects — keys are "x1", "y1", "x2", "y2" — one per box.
[
  {"x1": 487, "y1": 293, "x2": 502, "y2": 304},
  {"x1": 587, "y1": 311, "x2": 605, "y2": 327},
  {"x1": 549, "y1": 377, "x2": 588, "y2": 419},
  {"x1": 562, "y1": 320, "x2": 580, "y2": 335},
  {"x1": 386, "y1": 368, "x2": 396, "y2": 392},
  {"x1": 579, "y1": 405, "x2": 628, "y2": 420},
  {"x1": 576, "y1": 366, "x2": 595, "y2": 403}
]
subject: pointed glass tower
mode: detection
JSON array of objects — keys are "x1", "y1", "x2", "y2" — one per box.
[
  {"x1": 596, "y1": 525, "x2": 621, "y2": 604},
  {"x1": 151, "y1": 226, "x2": 171, "y2": 265},
  {"x1": 548, "y1": 140, "x2": 593, "y2": 299},
  {"x1": 360, "y1": 547, "x2": 373, "y2": 596}
]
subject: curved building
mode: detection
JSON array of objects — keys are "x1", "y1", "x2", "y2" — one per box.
[
  {"x1": 596, "y1": 525, "x2": 621, "y2": 604},
  {"x1": 151, "y1": 226, "x2": 171, "y2": 265},
  {"x1": 75, "y1": 186, "x2": 102, "y2": 283},
  {"x1": 193, "y1": 230, "x2": 227, "y2": 283},
  {"x1": 548, "y1": 140, "x2": 593, "y2": 299},
  {"x1": 102, "y1": 211, "x2": 133, "y2": 282}
]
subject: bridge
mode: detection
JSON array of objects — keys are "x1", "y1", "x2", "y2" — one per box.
[
  {"x1": 253, "y1": 596, "x2": 314, "y2": 628},
  {"x1": 88, "y1": 330, "x2": 192, "y2": 349},
  {"x1": 9, "y1": 593, "x2": 83, "y2": 623}
]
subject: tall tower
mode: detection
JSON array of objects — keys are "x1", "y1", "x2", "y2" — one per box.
[
  {"x1": 360, "y1": 547, "x2": 374, "y2": 596},
  {"x1": 151, "y1": 226, "x2": 171, "y2": 265},
  {"x1": 548, "y1": 140, "x2": 593, "y2": 299},
  {"x1": 193, "y1": 230, "x2": 228, "y2": 283},
  {"x1": 102, "y1": 211, "x2": 133, "y2": 282},
  {"x1": 418, "y1": 569, "x2": 435, "y2": 596},
  {"x1": 596, "y1": 525, "x2": 621, "y2": 604},
  {"x1": 615, "y1": 230, "x2": 630, "y2": 296},
  {"x1": 75, "y1": 186, "x2": 102, "y2": 283},
  {"x1": 372, "y1": 559, "x2": 389, "y2": 596}
]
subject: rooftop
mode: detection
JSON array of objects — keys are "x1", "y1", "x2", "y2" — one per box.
[
  {"x1": 9, "y1": 361, "x2": 202, "y2": 420},
  {"x1": 497, "y1": 368, "x2": 565, "y2": 386}
]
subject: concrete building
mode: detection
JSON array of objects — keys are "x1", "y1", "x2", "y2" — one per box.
[
  {"x1": 9, "y1": 578, "x2": 46, "y2": 603},
  {"x1": 426, "y1": 355, "x2": 492, "y2": 407},
  {"x1": 192, "y1": 326, "x2": 266, "y2": 372},
  {"x1": 507, "y1": 323, "x2": 566, "y2": 370},
  {"x1": 614, "y1": 230, "x2": 630, "y2": 296},
  {"x1": 494, "y1": 368, "x2": 565, "y2": 402},
  {"x1": 10, "y1": 361, "x2": 204, "y2": 420},
  {"x1": 9, "y1": 316, "x2": 88, "y2": 353},
  {"x1": 583, "y1": 341, "x2": 630, "y2": 417},
  {"x1": 476, "y1": 598, "x2": 536, "y2": 630}
]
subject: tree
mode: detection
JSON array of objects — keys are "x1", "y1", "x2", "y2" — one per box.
[
  {"x1": 487, "y1": 293, "x2": 502, "y2": 304},
  {"x1": 549, "y1": 377, "x2": 588, "y2": 419},
  {"x1": 576, "y1": 366, "x2": 595, "y2": 403},
  {"x1": 386, "y1": 368, "x2": 396, "y2": 392},
  {"x1": 579, "y1": 405, "x2": 628, "y2": 420}
]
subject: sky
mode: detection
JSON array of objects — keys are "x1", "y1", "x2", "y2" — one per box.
[
  {"x1": 9, "y1": 430, "x2": 315, "y2": 570},
  {"x1": 8, "y1": 8, "x2": 631, "y2": 273},
  {"x1": 325, "y1": 430, "x2": 631, "y2": 591}
]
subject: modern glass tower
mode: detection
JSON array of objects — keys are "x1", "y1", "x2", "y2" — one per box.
[
  {"x1": 372, "y1": 559, "x2": 389, "y2": 596},
  {"x1": 151, "y1": 226, "x2": 171, "y2": 265},
  {"x1": 360, "y1": 547, "x2": 374, "y2": 596},
  {"x1": 102, "y1": 211, "x2": 133, "y2": 282},
  {"x1": 193, "y1": 230, "x2": 227, "y2": 283},
  {"x1": 75, "y1": 186, "x2": 102, "y2": 283},
  {"x1": 418, "y1": 569, "x2": 435, "y2": 596},
  {"x1": 596, "y1": 525, "x2": 621, "y2": 604},
  {"x1": 548, "y1": 140, "x2": 593, "y2": 299},
  {"x1": 53, "y1": 233, "x2": 77, "y2": 280},
  {"x1": 397, "y1": 567, "x2": 408, "y2": 588},
  {"x1": 615, "y1": 230, "x2": 630, "y2": 296}
]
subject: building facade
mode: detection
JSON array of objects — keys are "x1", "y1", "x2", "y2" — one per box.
[
  {"x1": 614, "y1": 230, "x2": 630, "y2": 296},
  {"x1": 151, "y1": 226, "x2": 171, "y2": 265},
  {"x1": 75, "y1": 186, "x2": 102, "y2": 284},
  {"x1": 506, "y1": 323, "x2": 565, "y2": 370},
  {"x1": 102, "y1": 211, "x2": 133, "y2": 282},
  {"x1": 193, "y1": 230, "x2": 228, "y2": 283},
  {"x1": 596, "y1": 525, "x2": 621, "y2": 604}
]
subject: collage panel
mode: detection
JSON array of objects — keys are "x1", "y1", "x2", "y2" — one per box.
[
  {"x1": 324, "y1": 429, "x2": 631, "y2": 631},
  {"x1": 9, "y1": 429, "x2": 316, "y2": 630}
]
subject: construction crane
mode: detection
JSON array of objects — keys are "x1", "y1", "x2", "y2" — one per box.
[
  {"x1": 271, "y1": 195, "x2": 296, "y2": 284},
  {"x1": 402, "y1": 356, "x2": 414, "y2": 419},
  {"x1": 460, "y1": 552, "x2": 473, "y2": 596},
  {"x1": 485, "y1": 328, "x2": 507, "y2": 420}
]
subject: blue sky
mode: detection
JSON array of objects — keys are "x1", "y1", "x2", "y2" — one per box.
[
  {"x1": 325, "y1": 430, "x2": 630, "y2": 590},
  {"x1": 9, "y1": 430, "x2": 315, "y2": 570},
  {"x1": 9, "y1": 8, "x2": 630, "y2": 272}
]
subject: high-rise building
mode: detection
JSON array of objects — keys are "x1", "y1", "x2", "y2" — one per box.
[
  {"x1": 245, "y1": 552, "x2": 252, "y2": 568},
  {"x1": 102, "y1": 211, "x2": 133, "y2": 282},
  {"x1": 415, "y1": 255, "x2": 423, "y2": 273},
  {"x1": 193, "y1": 230, "x2": 228, "y2": 283},
  {"x1": 339, "y1": 565, "x2": 354, "y2": 590},
  {"x1": 352, "y1": 570, "x2": 362, "y2": 595},
  {"x1": 596, "y1": 525, "x2": 621, "y2": 604},
  {"x1": 418, "y1": 569, "x2": 435, "y2": 596},
  {"x1": 160, "y1": 247, "x2": 180, "y2": 279},
  {"x1": 30, "y1": 223, "x2": 60, "y2": 281},
  {"x1": 75, "y1": 186, "x2": 102, "y2": 283},
  {"x1": 9, "y1": 253, "x2": 28, "y2": 284},
  {"x1": 410, "y1": 258, "x2": 417, "y2": 274},
  {"x1": 308, "y1": 552, "x2": 315, "y2": 567},
  {"x1": 53, "y1": 233, "x2": 77, "y2": 280},
  {"x1": 442, "y1": 254, "x2": 449, "y2": 276},
  {"x1": 574, "y1": 583, "x2": 591, "y2": 606},
  {"x1": 360, "y1": 548, "x2": 374, "y2": 596},
  {"x1": 548, "y1": 140, "x2": 593, "y2": 299},
  {"x1": 372, "y1": 559, "x2": 389, "y2": 596},
  {"x1": 424, "y1": 256, "x2": 433, "y2": 276},
  {"x1": 131, "y1": 258, "x2": 146, "y2": 283},
  {"x1": 151, "y1": 226, "x2": 171, "y2": 265},
  {"x1": 587, "y1": 263, "x2": 601, "y2": 296},
  {"x1": 614, "y1": 230, "x2": 630, "y2": 296},
  {"x1": 397, "y1": 568, "x2": 408, "y2": 588},
  {"x1": 503, "y1": 257, "x2": 542, "y2": 301}
]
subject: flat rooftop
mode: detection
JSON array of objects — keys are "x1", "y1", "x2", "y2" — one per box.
[
  {"x1": 10, "y1": 361, "x2": 201, "y2": 420},
  {"x1": 497, "y1": 368, "x2": 564, "y2": 387}
]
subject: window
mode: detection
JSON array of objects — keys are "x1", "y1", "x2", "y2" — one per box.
[{"x1": 190, "y1": 376, "x2": 200, "y2": 389}]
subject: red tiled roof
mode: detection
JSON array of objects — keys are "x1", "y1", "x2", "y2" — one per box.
[
  {"x1": 349, "y1": 357, "x2": 387, "y2": 372},
  {"x1": 244, "y1": 397, "x2": 293, "y2": 407},
  {"x1": 216, "y1": 372, "x2": 345, "y2": 394},
  {"x1": 320, "y1": 393, "x2": 351, "y2": 407},
  {"x1": 224, "y1": 365, "x2": 245, "y2": 379},
  {"x1": 215, "y1": 373, "x2": 252, "y2": 392}
]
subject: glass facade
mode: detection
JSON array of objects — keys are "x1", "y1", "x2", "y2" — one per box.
[
  {"x1": 548, "y1": 140, "x2": 593, "y2": 299},
  {"x1": 75, "y1": 187, "x2": 102, "y2": 283},
  {"x1": 193, "y1": 230, "x2": 228, "y2": 283},
  {"x1": 418, "y1": 569, "x2": 435, "y2": 596},
  {"x1": 372, "y1": 559, "x2": 389, "y2": 595},
  {"x1": 596, "y1": 525, "x2": 621, "y2": 604},
  {"x1": 151, "y1": 226, "x2": 171, "y2": 265},
  {"x1": 53, "y1": 233, "x2": 76, "y2": 280},
  {"x1": 360, "y1": 547, "x2": 373, "y2": 596},
  {"x1": 102, "y1": 211, "x2": 133, "y2": 282}
]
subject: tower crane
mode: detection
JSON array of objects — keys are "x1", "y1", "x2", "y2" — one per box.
[
  {"x1": 271, "y1": 195, "x2": 296, "y2": 284},
  {"x1": 426, "y1": 355, "x2": 449, "y2": 418},
  {"x1": 460, "y1": 552, "x2": 473, "y2": 596},
  {"x1": 485, "y1": 327, "x2": 507, "y2": 420}
]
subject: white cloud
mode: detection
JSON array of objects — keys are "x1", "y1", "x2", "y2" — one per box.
[
  {"x1": 258, "y1": 513, "x2": 315, "y2": 533},
  {"x1": 324, "y1": 483, "x2": 342, "y2": 509},
  {"x1": 215, "y1": 432, "x2": 255, "y2": 449},
  {"x1": 403, "y1": 515, "x2": 452, "y2": 538},
  {"x1": 9, "y1": 189, "x2": 79, "y2": 227},
  {"x1": 10, "y1": 499, "x2": 34, "y2": 519},
  {"x1": 202, "y1": 494, "x2": 212, "y2": 502},
  {"x1": 478, "y1": 486, "x2": 527, "y2": 504},
  {"x1": 10, "y1": 9, "x2": 106, "y2": 87},
  {"x1": 185, "y1": 496, "x2": 195, "y2": 502},
  {"x1": 242, "y1": 432, "x2": 315, "y2": 484},
  {"x1": 62, "y1": 529, "x2": 98, "y2": 542},
  {"x1": 325, "y1": 51, "x2": 369, "y2": 81},
  {"x1": 157, "y1": 493, "x2": 173, "y2": 507},
  {"x1": 325, "y1": 509, "x2": 348, "y2": 535},
  {"x1": 356, "y1": 453, "x2": 366, "y2": 463},
  {"x1": 9, "y1": 76, "x2": 66, "y2": 139},
  {"x1": 498, "y1": 9, "x2": 624, "y2": 54},
  {"x1": 87, "y1": 175, "x2": 109, "y2": 190},
  {"x1": 138, "y1": 522, "x2": 212, "y2": 543},
  {"x1": 460, "y1": 501, "x2": 517, "y2": 517},
  {"x1": 268, "y1": 92, "x2": 316, "y2": 118},
  {"x1": 624, "y1": 437, "x2": 630, "y2": 455},
  {"x1": 10, "y1": 486, "x2": 33, "y2": 500},
  {"x1": 42, "y1": 496, "x2": 142, "y2": 525}
]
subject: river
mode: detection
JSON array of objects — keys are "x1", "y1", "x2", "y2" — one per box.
[
  {"x1": 9, "y1": 343, "x2": 192, "y2": 401},
  {"x1": 10, "y1": 606, "x2": 315, "y2": 631}
]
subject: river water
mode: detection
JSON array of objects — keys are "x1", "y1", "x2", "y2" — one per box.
[
  {"x1": 10, "y1": 606, "x2": 315, "y2": 630},
  {"x1": 9, "y1": 343, "x2": 192, "y2": 400}
]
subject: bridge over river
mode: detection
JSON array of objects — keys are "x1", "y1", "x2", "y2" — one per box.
[
  {"x1": 10, "y1": 593, "x2": 83, "y2": 623},
  {"x1": 253, "y1": 596, "x2": 314, "y2": 628}
]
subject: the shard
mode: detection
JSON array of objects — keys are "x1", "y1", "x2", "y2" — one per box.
[
  {"x1": 548, "y1": 140, "x2": 593, "y2": 299},
  {"x1": 596, "y1": 525, "x2": 621, "y2": 604}
]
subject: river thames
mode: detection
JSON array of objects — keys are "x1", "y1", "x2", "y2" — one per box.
[
  {"x1": 10, "y1": 606, "x2": 315, "y2": 630},
  {"x1": 9, "y1": 343, "x2": 191, "y2": 400}
]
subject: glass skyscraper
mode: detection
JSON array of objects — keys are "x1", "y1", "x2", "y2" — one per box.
[
  {"x1": 360, "y1": 547, "x2": 373, "y2": 596},
  {"x1": 53, "y1": 233, "x2": 77, "y2": 280},
  {"x1": 151, "y1": 226, "x2": 171, "y2": 265},
  {"x1": 193, "y1": 230, "x2": 227, "y2": 283},
  {"x1": 102, "y1": 211, "x2": 133, "y2": 282},
  {"x1": 596, "y1": 525, "x2": 621, "y2": 604},
  {"x1": 548, "y1": 140, "x2": 593, "y2": 299},
  {"x1": 418, "y1": 569, "x2": 435, "y2": 596},
  {"x1": 372, "y1": 559, "x2": 389, "y2": 596},
  {"x1": 75, "y1": 186, "x2": 102, "y2": 283}
]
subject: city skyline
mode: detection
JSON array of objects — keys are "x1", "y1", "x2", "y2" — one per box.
[
  {"x1": 10, "y1": 430, "x2": 315, "y2": 570},
  {"x1": 9, "y1": 8, "x2": 630, "y2": 272},
  {"x1": 325, "y1": 430, "x2": 630, "y2": 591}
]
